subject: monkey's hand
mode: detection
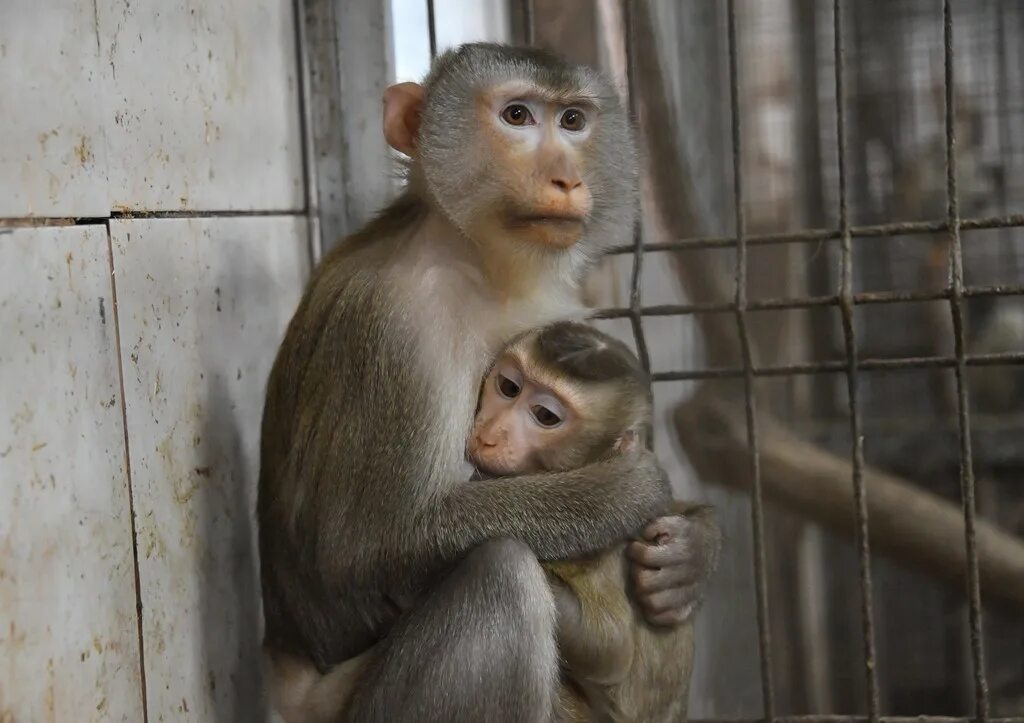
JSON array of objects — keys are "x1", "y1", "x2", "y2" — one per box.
[{"x1": 626, "y1": 503, "x2": 722, "y2": 627}]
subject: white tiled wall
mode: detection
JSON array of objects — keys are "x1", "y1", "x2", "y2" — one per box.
[
  {"x1": 112, "y1": 217, "x2": 308, "y2": 721},
  {"x1": 0, "y1": 1, "x2": 310, "y2": 720},
  {"x1": 0, "y1": 226, "x2": 144, "y2": 722}
]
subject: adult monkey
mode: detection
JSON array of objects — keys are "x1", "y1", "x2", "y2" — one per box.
[{"x1": 259, "y1": 44, "x2": 714, "y2": 722}]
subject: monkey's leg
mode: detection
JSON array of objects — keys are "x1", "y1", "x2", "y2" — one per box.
[{"x1": 344, "y1": 538, "x2": 559, "y2": 723}]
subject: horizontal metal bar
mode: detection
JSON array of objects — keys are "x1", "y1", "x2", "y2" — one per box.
[
  {"x1": 591, "y1": 283, "x2": 1024, "y2": 319},
  {"x1": 690, "y1": 718, "x2": 1024, "y2": 723},
  {"x1": 0, "y1": 208, "x2": 306, "y2": 229},
  {"x1": 605, "y1": 212, "x2": 1024, "y2": 254},
  {"x1": 651, "y1": 351, "x2": 1024, "y2": 382}
]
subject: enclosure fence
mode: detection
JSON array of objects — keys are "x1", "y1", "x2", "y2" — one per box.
[{"x1": 422, "y1": 0, "x2": 1024, "y2": 722}]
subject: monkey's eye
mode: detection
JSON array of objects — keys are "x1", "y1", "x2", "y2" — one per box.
[
  {"x1": 531, "y1": 405, "x2": 563, "y2": 428},
  {"x1": 500, "y1": 103, "x2": 535, "y2": 127},
  {"x1": 560, "y1": 108, "x2": 586, "y2": 132},
  {"x1": 497, "y1": 374, "x2": 521, "y2": 398}
]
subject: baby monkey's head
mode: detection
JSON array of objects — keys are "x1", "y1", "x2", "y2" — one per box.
[{"x1": 468, "y1": 322, "x2": 652, "y2": 476}]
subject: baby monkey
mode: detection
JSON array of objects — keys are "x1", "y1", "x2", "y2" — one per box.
[{"x1": 469, "y1": 321, "x2": 711, "y2": 722}]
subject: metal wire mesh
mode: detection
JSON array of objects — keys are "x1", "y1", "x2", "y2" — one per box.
[
  {"x1": 603, "y1": 0, "x2": 1021, "y2": 720},
  {"x1": 502, "y1": 0, "x2": 1024, "y2": 718}
]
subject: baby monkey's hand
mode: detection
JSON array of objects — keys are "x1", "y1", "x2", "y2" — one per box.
[{"x1": 626, "y1": 502, "x2": 722, "y2": 627}]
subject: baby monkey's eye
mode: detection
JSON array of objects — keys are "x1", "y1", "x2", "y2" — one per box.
[
  {"x1": 497, "y1": 374, "x2": 521, "y2": 398},
  {"x1": 501, "y1": 104, "x2": 535, "y2": 127},
  {"x1": 560, "y1": 108, "x2": 586, "y2": 132},
  {"x1": 531, "y1": 405, "x2": 563, "y2": 428}
]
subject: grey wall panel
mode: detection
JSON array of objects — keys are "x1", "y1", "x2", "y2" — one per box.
[
  {"x1": 0, "y1": 2, "x2": 112, "y2": 217},
  {"x1": 110, "y1": 216, "x2": 308, "y2": 721},
  {"x1": 97, "y1": 0, "x2": 304, "y2": 212},
  {"x1": 0, "y1": 225, "x2": 143, "y2": 721}
]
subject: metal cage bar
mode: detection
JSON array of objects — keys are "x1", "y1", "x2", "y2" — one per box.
[
  {"x1": 646, "y1": 350, "x2": 1024, "y2": 383},
  {"x1": 832, "y1": 2, "x2": 881, "y2": 718},
  {"x1": 427, "y1": 0, "x2": 438, "y2": 60},
  {"x1": 622, "y1": 1, "x2": 652, "y2": 375},
  {"x1": 726, "y1": 2, "x2": 775, "y2": 717},
  {"x1": 941, "y1": 2, "x2": 989, "y2": 719},
  {"x1": 591, "y1": 283, "x2": 1024, "y2": 319},
  {"x1": 604, "y1": 213, "x2": 1024, "y2": 255}
]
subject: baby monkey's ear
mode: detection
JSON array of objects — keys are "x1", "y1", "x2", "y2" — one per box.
[{"x1": 614, "y1": 427, "x2": 644, "y2": 455}]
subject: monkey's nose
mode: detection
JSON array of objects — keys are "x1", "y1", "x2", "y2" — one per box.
[
  {"x1": 475, "y1": 433, "x2": 497, "y2": 448},
  {"x1": 551, "y1": 176, "x2": 583, "y2": 193}
]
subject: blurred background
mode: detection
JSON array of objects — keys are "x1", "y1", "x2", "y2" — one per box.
[{"x1": 2, "y1": 1, "x2": 1023, "y2": 721}]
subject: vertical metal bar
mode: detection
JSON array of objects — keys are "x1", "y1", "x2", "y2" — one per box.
[
  {"x1": 993, "y1": 0, "x2": 1016, "y2": 275},
  {"x1": 942, "y1": 2, "x2": 989, "y2": 720},
  {"x1": 726, "y1": 1, "x2": 775, "y2": 718},
  {"x1": 291, "y1": 0, "x2": 322, "y2": 264},
  {"x1": 522, "y1": 0, "x2": 535, "y2": 46},
  {"x1": 832, "y1": 1, "x2": 880, "y2": 719},
  {"x1": 427, "y1": 0, "x2": 438, "y2": 60},
  {"x1": 622, "y1": 1, "x2": 651, "y2": 375}
]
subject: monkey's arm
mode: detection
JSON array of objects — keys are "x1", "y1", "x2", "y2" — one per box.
[
  {"x1": 546, "y1": 553, "x2": 635, "y2": 686},
  {"x1": 627, "y1": 501, "x2": 722, "y2": 627}
]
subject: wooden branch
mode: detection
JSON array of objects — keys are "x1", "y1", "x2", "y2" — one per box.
[{"x1": 674, "y1": 388, "x2": 1024, "y2": 612}]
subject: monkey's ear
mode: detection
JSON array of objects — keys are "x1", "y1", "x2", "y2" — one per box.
[
  {"x1": 614, "y1": 428, "x2": 642, "y2": 455},
  {"x1": 383, "y1": 82, "x2": 425, "y2": 156}
]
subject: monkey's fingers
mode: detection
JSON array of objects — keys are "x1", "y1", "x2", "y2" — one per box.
[
  {"x1": 645, "y1": 601, "x2": 698, "y2": 628},
  {"x1": 622, "y1": 532, "x2": 696, "y2": 565},
  {"x1": 641, "y1": 515, "x2": 688, "y2": 543},
  {"x1": 633, "y1": 563, "x2": 696, "y2": 596},
  {"x1": 626, "y1": 539, "x2": 685, "y2": 568},
  {"x1": 638, "y1": 588, "x2": 699, "y2": 625}
]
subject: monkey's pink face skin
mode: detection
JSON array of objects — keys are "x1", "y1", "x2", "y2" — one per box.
[
  {"x1": 468, "y1": 356, "x2": 574, "y2": 476},
  {"x1": 475, "y1": 83, "x2": 597, "y2": 250}
]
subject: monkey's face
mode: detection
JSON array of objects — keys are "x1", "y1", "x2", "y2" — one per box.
[
  {"x1": 468, "y1": 354, "x2": 577, "y2": 476},
  {"x1": 465, "y1": 84, "x2": 597, "y2": 250},
  {"x1": 409, "y1": 44, "x2": 638, "y2": 267},
  {"x1": 468, "y1": 349, "x2": 624, "y2": 476}
]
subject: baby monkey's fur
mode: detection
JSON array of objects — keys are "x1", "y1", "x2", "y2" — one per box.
[{"x1": 472, "y1": 322, "x2": 713, "y2": 722}]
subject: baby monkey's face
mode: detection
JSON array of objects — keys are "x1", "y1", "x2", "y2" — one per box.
[{"x1": 468, "y1": 352, "x2": 577, "y2": 476}]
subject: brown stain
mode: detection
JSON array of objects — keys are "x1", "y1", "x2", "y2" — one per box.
[
  {"x1": 37, "y1": 128, "x2": 59, "y2": 151},
  {"x1": 5, "y1": 621, "x2": 27, "y2": 648},
  {"x1": 142, "y1": 524, "x2": 166, "y2": 560},
  {"x1": 73, "y1": 135, "x2": 94, "y2": 167},
  {"x1": 31, "y1": 442, "x2": 47, "y2": 453},
  {"x1": 47, "y1": 171, "x2": 61, "y2": 202},
  {"x1": 149, "y1": 615, "x2": 167, "y2": 656},
  {"x1": 43, "y1": 657, "x2": 55, "y2": 722},
  {"x1": 65, "y1": 252, "x2": 74, "y2": 292},
  {"x1": 173, "y1": 475, "x2": 201, "y2": 505}
]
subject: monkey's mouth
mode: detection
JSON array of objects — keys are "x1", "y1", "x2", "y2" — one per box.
[
  {"x1": 469, "y1": 458, "x2": 506, "y2": 477},
  {"x1": 508, "y1": 213, "x2": 585, "y2": 227},
  {"x1": 466, "y1": 450, "x2": 513, "y2": 478}
]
